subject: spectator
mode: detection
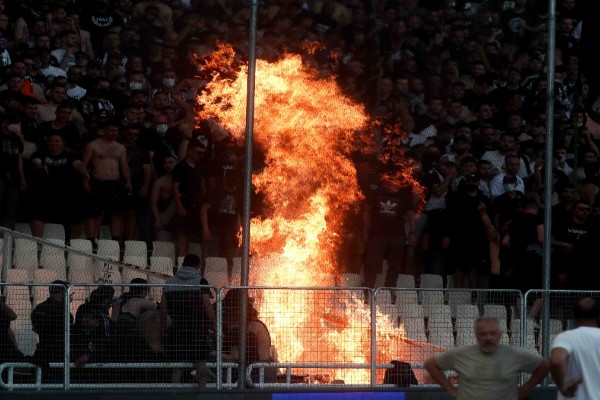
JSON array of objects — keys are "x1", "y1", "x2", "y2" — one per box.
[
  {"x1": 550, "y1": 297, "x2": 600, "y2": 399},
  {"x1": 443, "y1": 172, "x2": 493, "y2": 288},
  {"x1": 111, "y1": 278, "x2": 158, "y2": 361},
  {"x1": 37, "y1": 48, "x2": 67, "y2": 85},
  {"x1": 0, "y1": 296, "x2": 27, "y2": 365},
  {"x1": 489, "y1": 154, "x2": 526, "y2": 198},
  {"x1": 70, "y1": 304, "x2": 109, "y2": 382},
  {"x1": 160, "y1": 253, "x2": 216, "y2": 387},
  {"x1": 31, "y1": 281, "x2": 73, "y2": 382},
  {"x1": 65, "y1": 66, "x2": 87, "y2": 100},
  {"x1": 81, "y1": 119, "x2": 132, "y2": 245},
  {"x1": 80, "y1": 0, "x2": 124, "y2": 54},
  {"x1": 64, "y1": 12, "x2": 95, "y2": 60},
  {"x1": 37, "y1": 83, "x2": 84, "y2": 125},
  {"x1": 36, "y1": 101, "x2": 81, "y2": 154},
  {"x1": 481, "y1": 132, "x2": 528, "y2": 178},
  {"x1": 50, "y1": 30, "x2": 78, "y2": 71},
  {"x1": 0, "y1": 116, "x2": 26, "y2": 229},
  {"x1": 151, "y1": 155, "x2": 177, "y2": 242},
  {"x1": 29, "y1": 133, "x2": 86, "y2": 240},
  {"x1": 172, "y1": 136, "x2": 208, "y2": 257},
  {"x1": 221, "y1": 288, "x2": 277, "y2": 384},
  {"x1": 121, "y1": 123, "x2": 152, "y2": 240},
  {"x1": 201, "y1": 139, "x2": 242, "y2": 281},
  {"x1": 551, "y1": 199, "x2": 593, "y2": 288},
  {"x1": 425, "y1": 316, "x2": 549, "y2": 399},
  {"x1": 501, "y1": 199, "x2": 544, "y2": 318},
  {"x1": 361, "y1": 169, "x2": 419, "y2": 292}
]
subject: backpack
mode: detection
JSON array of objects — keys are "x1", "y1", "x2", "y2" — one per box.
[{"x1": 383, "y1": 360, "x2": 418, "y2": 387}]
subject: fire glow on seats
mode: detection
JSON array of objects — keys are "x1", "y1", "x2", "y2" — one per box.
[{"x1": 198, "y1": 44, "x2": 420, "y2": 384}]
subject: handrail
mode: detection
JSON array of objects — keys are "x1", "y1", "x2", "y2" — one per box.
[{"x1": 0, "y1": 227, "x2": 172, "y2": 280}]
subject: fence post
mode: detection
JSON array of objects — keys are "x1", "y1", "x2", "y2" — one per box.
[
  {"x1": 64, "y1": 285, "x2": 71, "y2": 390},
  {"x1": 1, "y1": 231, "x2": 12, "y2": 295},
  {"x1": 370, "y1": 288, "x2": 376, "y2": 387}
]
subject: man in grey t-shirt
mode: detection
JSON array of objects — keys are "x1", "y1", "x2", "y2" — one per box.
[{"x1": 425, "y1": 316, "x2": 549, "y2": 400}]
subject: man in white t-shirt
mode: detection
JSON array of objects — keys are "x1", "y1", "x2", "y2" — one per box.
[
  {"x1": 551, "y1": 297, "x2": 600, "y2": 399},
  {"x1": 425, "y1": 316, "x2": 549, "y2": 400}
]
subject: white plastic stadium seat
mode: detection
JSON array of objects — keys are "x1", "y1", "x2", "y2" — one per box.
[
  {"x1": 124, "y1": 240, "x2": 148, "y2": 258},
  {"x1": 13, "y1": 238, "x2": 39, "y2": 278},
  {"x1": 39, "y1": 239, "x2": 67, "y2": 280},
  {"x1": 399, "y1": 304, "x2": 427, "y2": 343},
  {"x1": 448, "y1": 291, "x2": 474, "y2": 318},
  {"x1": 42, "y1": 223, "x2": 65, "y2": 241},
  {"x1": 150, "y1": 256, "x2": 174, "y2": 276},
  {"x1": 419, "y1": 274, "x2": 443, "y2": 288},
  {"x1": 152, "y1": 241, "x2": 176, "y2": 264},
  {"x1": 97, "y1": 239, "x2": 120, "y2": 260},
  {"x1": 396, "y1": 274, "x2": 415, "y2": 288}
]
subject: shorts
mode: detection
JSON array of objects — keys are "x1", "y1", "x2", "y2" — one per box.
[
  {"x1": 166, "y1": 204, "x2": 202, "y2": 236},
  {"x1": 88, "y1": 178, "x2": 127, "y2": 217},
  {"x1": 30, "y1": 188, "x2": 86, "y2": 224}
]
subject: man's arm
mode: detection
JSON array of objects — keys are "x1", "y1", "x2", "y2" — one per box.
[
  {"x1": 518, "y1": 358, "x2": 550, "y2": 399},
  {"x1": 173, "y1": 181, "x2": 186, "y2": 217},
  {"x1": 200, "y1": 202, "x2": 212, "y2": 242},
  {"x1": 424, "y1": 357, "x2": 458, "y2": 397},
  {"x1": 80, "y1": 142, "x2": 93, "y2": 191},
  {"x1": 118, "y1": 146, "x2": 132, "y2": 191},
  {"x1": 550, "y1": 347, "x2": 580, "y2": 398}
]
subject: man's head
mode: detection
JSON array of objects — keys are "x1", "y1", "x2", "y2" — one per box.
[
  {"x1": 573, "y1": 297, "x2": 599, "y2": 326},
  {"x1": 475, "y1": 317, "x2": 501, "y2": 353},
  {"x1": 47, "y1": 133, "x2": 65, "y2": 155},
  {"x1": 186, "y1": 136, "x2": 208, "y2": 161},
  {"x1": 49, "y1": 280, "x2": 68, "y2": 302},
  {"x1": 182, "y1": 253, "x2": 201, "y2": 269},
  {"x1": 503, "y1": 154, "x2": 521, "y2": 176},
  {"x1": 98, "y1": 119, "x2": 120, "y2": 140}
]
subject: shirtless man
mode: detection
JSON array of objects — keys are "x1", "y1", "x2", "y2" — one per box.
[
  {"x1": 151, "y1": 156, "x2": 177, "y2": 242},
  {"x1": 81, "y1": 119, "x2": 132, "y2": 244}
]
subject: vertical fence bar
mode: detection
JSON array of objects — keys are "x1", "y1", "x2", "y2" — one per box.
[
  {"x1": 370, "y1": 288, "x2": 377, "y2": 387},
  {"x1": 64, "y1": 285, "x2": 71, "y2": 390},
  {"x1": 1, "y1": 232, "x2": 12, "y2": 296},
  {"x1": 216, "y1": 287, "x2": 223, "y2": 390}
]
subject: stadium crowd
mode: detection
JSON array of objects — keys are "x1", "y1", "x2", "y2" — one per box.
[
  {"x1": 1, "y1": 0, "x2": 600, "y2": 390},
  {"x1": 0, "y1": 0, "x2": 598, "y2": 314}
]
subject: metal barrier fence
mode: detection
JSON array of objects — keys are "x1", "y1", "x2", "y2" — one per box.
[
  {"x1": 0, "y1": 228, "x2": 590, "y2": 392},
  {"x1": 1, "y1": 281, "x2": 535, "y2": 391}
]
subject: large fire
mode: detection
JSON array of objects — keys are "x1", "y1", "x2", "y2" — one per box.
[{"x1": 198, "y1": 45, "x2": 420, "y2": 384}]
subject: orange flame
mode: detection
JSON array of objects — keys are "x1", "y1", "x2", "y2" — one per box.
[{"x1": 198, "y1": 44, "x2": 417, "y2": 384}]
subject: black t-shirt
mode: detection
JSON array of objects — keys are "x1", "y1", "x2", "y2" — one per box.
[
  {"x1": 204, "y1": 184, "x2": 242, "y2": 234},
  {"x1": 125, "y1": 144, "x2": 151, "y2": 190},
  {"x1": 172, "y1": 159, "x2": 206, "y2": 207},
  {"x1": 0, "y1": 134, "x2": 23, "y2": 186},
  {"x1": 366, "y1": 184, "x2": 414, "y2": 237},
  {"x1": 30, "y1": 150, "x2": 81, "y2": 193}
]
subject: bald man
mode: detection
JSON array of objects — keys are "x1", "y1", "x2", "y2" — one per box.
[
  {"x1": 550, "y1": 297, "x2": 600, "y2": 399},
  {"x1": 425, "y1": 316, "x2": 549, "y2": 400}
]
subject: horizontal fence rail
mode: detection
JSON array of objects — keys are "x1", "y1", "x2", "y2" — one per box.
[{"x1": 1, "y1": 280, "x2": 589, "y2": 391}]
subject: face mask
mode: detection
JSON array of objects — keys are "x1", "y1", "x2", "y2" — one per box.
[
  {"x1": 162, "y1": 78, "x2": 176, "y2": 88},
  {"x1": 129, "y1": 81, "x2": 143, "y2": 91},
  {"x1": 155, "y1": 124, "x2": 168, "y2": 135}
]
